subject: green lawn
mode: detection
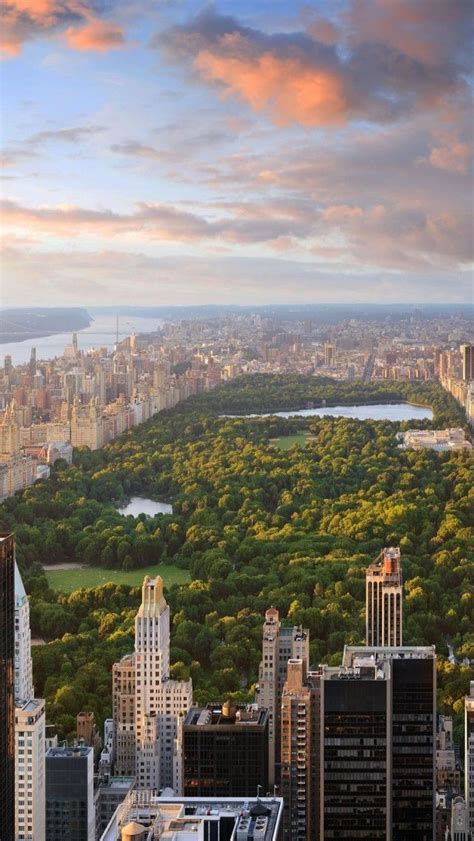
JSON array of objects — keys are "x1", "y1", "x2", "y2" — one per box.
[
  {"x1": 45, "y1": 563, "x2": 190, "y2": 593},
  {"x1": 270, "y1": 432, "x2": 311, "y2": 450}
]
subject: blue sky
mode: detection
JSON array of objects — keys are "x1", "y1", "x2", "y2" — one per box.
[{"x1": 1, "y1": 0, "x2": 472, "y2": 305}]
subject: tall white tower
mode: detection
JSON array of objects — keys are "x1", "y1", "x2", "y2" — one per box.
[
  {"x1": 134, "y1": 576, "x2": 192, "y2": 791},
  {"x1": 14, "y1": 563, "x2": 46, "y2": 841},
  {"x1": 15, "y1": 564, "x2": 34, "y2": 705}
]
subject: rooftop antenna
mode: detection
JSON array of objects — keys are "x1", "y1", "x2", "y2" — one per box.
[{"x1": 116, "y1": 315, "x2": 119, "y2": 345}]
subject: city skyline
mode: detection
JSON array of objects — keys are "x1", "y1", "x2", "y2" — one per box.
[{"x1": 1, "y1": 0, "x2": 473, "y2": 307}]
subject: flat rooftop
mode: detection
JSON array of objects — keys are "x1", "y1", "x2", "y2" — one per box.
[{"x1": 184, "y1": 703, "x2": 268, "y2": 728}]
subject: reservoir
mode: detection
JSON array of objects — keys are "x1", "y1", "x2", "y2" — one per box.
[
  {"x1": 117, "y1": 497, "x2": 173, "y2": 517},
  {"x1": 223, "y1": 403, "x2": 433, "y2": 422}
]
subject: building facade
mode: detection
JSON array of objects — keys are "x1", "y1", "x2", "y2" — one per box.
[
  {"x1": 112, "y1": 576, "x2": 192, "y2": 793},
  {"x1": 465, "y1": 682, "x2": 474, "y2": 836},
  {"x1": 366, "y1": 547, "x2": 403, "y2": 647},
  {"x1": 45, "y1": 746, "x2": 95, "y2": 841},
  {"x1": 183, "y1": 701, "x2": 269, "y2": 798},
  {"x1": 112, "y1": 654, "x2": 136, "y2": 777},
  {"x1": 280, "y1": 659, "x2": 320, "y2": 841},
  {"x1": 319, "y1": 646, "x2": 436, "y2": 840},
  {"x1": 257, "y1": 607, "x2": 309, "y2": 785},
  {"x1": 0, "y1": 533, "x2": 16, "y2": 841}
]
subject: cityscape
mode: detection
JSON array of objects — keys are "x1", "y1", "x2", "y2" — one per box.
[{"x1": 1, "y1": 0, "x2": 473, "y2": 840}]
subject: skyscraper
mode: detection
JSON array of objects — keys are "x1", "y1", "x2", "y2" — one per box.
[
  {"x1": 366, "y1": 546, "x2": 403, "y2": 647},
  {"x1": 465, "y1": 681, "x2": 474, "y2": 836},
  {"x1": 280, "y1": 659, "x2": 320, "y2": 841},
  {"x1": 0, "y1": 533, "x2": 15, "y2": 841},
  {"x1": 256, "y1": 607, "x2": 309, "y2": 786},
  {"x1": 460, "y1": 344, "x2": 474, "y2": 382},
  {"x1": 319, "y1": 646, "x2": 436, "y2": 840},
  {"x1": 45, "y1": 745, "x2": 95, "y2": 841},
  {"x1": 112, "y1": 575, "x2": 192, "y2": 792},
  {"x1": 14, "y1": 563, "x2": 33, "y2": 704},
  {"x1": 14, "y1": 562, "x2": 46, "y2": 841},
  {"x1": 182, "y1": 701, "x2": 269, "y2": 798},
  {"x1": 112, "y1": 653, "x2": 136, "y2": 777}
]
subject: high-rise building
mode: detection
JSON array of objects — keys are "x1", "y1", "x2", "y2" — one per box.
[
  {"x1": 460, "y1": 344, "x2": 474, "y2": 382},
  {"x1": 436, "y1": 715, "x2": 460, "y2": 792},
  {"x1": 366, "y1": 546, "x2": 403, "y2": 647},
  {"x1": 182, "y1": 701, "x2": 269, "y2": 798},
  {"x1": 0, "y1": 533, "x2": 15, "y2": 841},
  {"x1": 320, "y1": 646, "x2": 436, "y2": 840},
  {"x1": 257, "y1": 607, "x2": 309, "y2": 785},
  {"x1": 324, "y1": 342, "x2": 335, "y2": 366},
  {"x1": 112, "y1": 576, "x2": 192, "y2": 793},
  {"x1": 14, "y1": 563, "x2": 46, "y2": 841},
  {"x1": 15, "y1": 699, "x2": 46, "y2": 841},
  {"x1": 280, "y1": 659, "x2": 320, "y2": 841},
  {"x1": 465, "y1": 681, "x2": 474, "y2": 836},
  {"x1": 45, "y1": 745, "x2": 95, "y2": 841},
  {"x1": 14, "y1": 563, "x2": 33, "y2": 704},
  {"x1": 112, "y1": 654, "x2": 136, "y2": 777}
]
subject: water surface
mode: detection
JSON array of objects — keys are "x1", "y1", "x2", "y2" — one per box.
[
  {"x1": 223, "y1": 403, "x2": 433, "y2": 421},
  {"x1": 0, "y1": 313, "x2": 162, "y2": 365},
  {"x1": 117, "y1": 497, "x2": 173, "y2": 517}
]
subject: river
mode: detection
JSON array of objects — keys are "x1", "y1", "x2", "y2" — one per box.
[
  {"x1": 223, "y1": 403, "x2": 433, "y2": 421},
  {"x1": 0, "y1": 313, "x2": 162, "y2": 365}
]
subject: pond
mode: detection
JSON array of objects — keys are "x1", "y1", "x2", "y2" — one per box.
[
  {"x1": 222, "y1": 403, "x2": 433, "y2": 422},
  {"x1": 117, "y1": 497, "x2": 173, "y2": 517}
]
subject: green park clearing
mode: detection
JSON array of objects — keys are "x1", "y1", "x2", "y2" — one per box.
[
  {"x1": 45, "y1": 563, "x2": 190, "y2": 593},
  {"x1": 270, "y1": 431, "x2": 313, "y2": 450}
]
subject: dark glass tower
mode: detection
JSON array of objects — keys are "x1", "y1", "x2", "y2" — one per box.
[
  {"x1": 183, "y1": 702, "x2": 269, "y2": 798},
  {"x1": 0, "y1": 533, "x2": 15, "y2": 841},
  {"x1": 320, "y1": 647, "x2": 436, "y2": 840}
]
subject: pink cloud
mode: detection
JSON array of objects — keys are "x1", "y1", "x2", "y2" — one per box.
[
  {"x1": 0, "y1": 0, "x2": 126, "y2": 55},
  {"x1": 65, "y1": 18, "x2": 125, "y2": 52}
]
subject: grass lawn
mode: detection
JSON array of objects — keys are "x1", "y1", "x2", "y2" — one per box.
[
  {"x1": 270, "y1": 432, "x2": 311, "y2": 450},
  {"x1": 45, "y1": 563, "x2": 190, "y2": 593}
]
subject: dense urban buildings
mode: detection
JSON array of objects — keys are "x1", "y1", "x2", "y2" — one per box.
[
  {"x1": 182, "y1": 701, "x2": 269, "y2": 798},
  {"x1": 0, "y1": 308, "x2": 472, "y2": 502},
  {"x1": 256, "y1": 607, "x2": 309, "y2": 786},
  {"x1": 366, "y1": 547, "x2": 403, "y2": 647}
]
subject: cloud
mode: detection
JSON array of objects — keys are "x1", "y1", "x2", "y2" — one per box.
[
  {"x1": 427, "y1": 131, "x2": 472, "y2": 174},
  {"x1": 2, "y1": 246, "x2": 471, "y2": 306},
  {"x1": 2, "y1": 192, "x2": 471, "y2": 270},
  {"x1": 0, "y1": 0, "x2": 126, "y2": 56},
  {"x1": 156, "y1": 4, "x2": 471, "y2": 127},
  {"x1": 28, "y1": 125, "x2": 105, "y2": 145},
  {"x1": 65, "y1": 18, "x2": 125, "y2": 51}
]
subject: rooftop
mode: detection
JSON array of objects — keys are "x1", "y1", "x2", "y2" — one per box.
[
  {"x1": 100, "y1": 795, "x2": 283, "y2": 841},
  {"x1": 184, "y1": 702, "x2": 268, "y2": 729}
]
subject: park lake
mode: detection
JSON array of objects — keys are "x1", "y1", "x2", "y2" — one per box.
[{"x1": 223, "y1": 403, "x2": 433, "y2": 421}]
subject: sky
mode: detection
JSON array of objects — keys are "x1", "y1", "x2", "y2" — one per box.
[{"x1": 0, "y1": 0, "x2": 473, "y2": 306}]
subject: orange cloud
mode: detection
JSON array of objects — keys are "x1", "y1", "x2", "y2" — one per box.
[
  {"x1": 0, "y1": 0, "x2": 126, "y2": 55},
  {"x1": 65, "y1": 18, "x2": 125, "y2": 52},
  {"x1": 195, "y1": 47, "x2": 347, "y2": 127}
]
